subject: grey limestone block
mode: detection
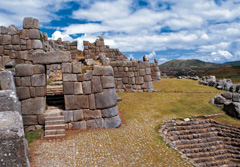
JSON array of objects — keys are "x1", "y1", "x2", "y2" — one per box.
[
  {"x1": 233, "y1": 94, "x2": 240, "y2": 102},
  {"x1": 2, "y1": 35, "x2": 11, "y2": 45},
  {"x1": 31, "y1": 74, "x2": 46, "y2": 86},
  {"x1": 86, "y1": 118, "x2": 104, "y2": 129},
  {"x1": 15, "y1": 64, "x2": 34, "y2": 77},
  {"x1": 0, "y1": 70, "x2": 16, "y2": 91},
  {"x1": 32, "y1": 51, "x2": 71, "y2": 64},
  {"x1": 95, "y1": 89, "x2": 117, "y2": 109},
  {"x1": 77, "y1": 95, "x2": 89, "y2": 109},
  {"x1": 63, "y1": 74, "x2": 77, "y2": 82},
  {"x1": 136, "y1": 77, "x2": 144, "y2": 84},
  {"x1": 224, "y1": 102, "x2": 240, "y2": 119},
  {"x1": 31, "y1": 40, "x2": 43, "y2": 49},
  {"x1": 0, "y1": 90, "x2": 21, "y2": 113},
  {"x1": 64, "y1": 95, "x2": 78, "y2": 110},
  {"x1": 21, "y1": 97, "x2": 45, "y2": 115},
  {"x1": 62, "y1": 63, "x2": 72, "y2": 73},
  {"x1": 84, "y1": 109, "x2": 101, "y2": 120},
  {"x1": 139, "y1": 69, "x2": 146, "y2": 76},
  {"x1": 89, "y1": 94, "x2": 96, "y2": 110},
  {"x1": 104, "y1": 66, "x2": 114, "y2": 76},
  {"x1": 72, "y1": 62, "x2": 82, "y2": 73},
  {"x1": 101, "y1": 76, "x2": 115, "y2": 88},
  {"x1": 29, "y1": 29, "x2": 40, "y2": 39},
  {"x1": 12, "y1": 35, "x2": 20, "y2": 44},
  {"x1": 37, "y1": 114, "x2": 45, "y2": 125},
  {"x1": 33, "y1": 65, "x2": 45, "y2": 74},
  {"x1": 20, "y1": 77, "x2": 31, "y2": 87},
  {"x1": 0, "y1": 46, "x2": 3, "y2": 54},
  {"x1": 62, "y1": 110, "x2": 74, "y2": 123},
  {"x1": 144, "y1": 75, "x2": 152, "y2": 82},
  {"x1": 71, "y1": 121, "x2": 86, "y2": 130},
  {"x1": 84, "y1": 70, "x2": 93, "y2": 81},
  {"x1": 77, "y1": 74, "x2": 84, "y2": 82},
  {"x1": 93, "y1": 65, "x2": 104, "y2": 76},
  {"x1": 73, "y1": 110, "x2": 83, "y2": 121},
  {"x1": 214, "y1": 95, "x2": 226, "y2": 104},
  {"x1": 16, "y1": 87, "x2": 30, "y2": 100},
  {"x1": 63, "y1": 82, "x2": 74, "y2": 95},
  {"x1": 29, "y1": 87, "x2": 36, "y2": 97},
  {"x1": 35, "y1": 87, "x2": 46, "y2": 97},
  {"x1": 145, "y1": 68, "x2": 151, "y2": 75},
  {"x1": 74, "y1": 82, "x2": 83, "y2": 95},
  {"x1": 7, "y1": 25, "x2": 17, "y2": 35},
  {"x1": 221, "y1": 92, "x2": 232, "y2": 99},
  {"x1": 0, "y1": 26, "x2": 8, "y2": 34},
  {"x1": 101, "y1": 105, "x2": 118, "y2": 118},
  {"x1": 19, "y1": 51, "x2": 28, "y2": 60},
  {"x1": 23, "y1": 17, "x2": 40, "y2": 29},
  {"x1": 83, "y1": 81, "x2": 91, "y2": 94},
  {"x1": 104, "y1": 115, "x2": 121, "y2": 128},
  {"x1": 21, "y1": 29, "x2": 29, "y2": 39},
  {"x1": 22, "y1": 115, "x2": 38, "y2": 125},
  {"x1": 0, "y1": 34, "x2": 3, "y2": 45},
  {"x1": 92, "y1": 76, "x2": 103, "y2": 93}
]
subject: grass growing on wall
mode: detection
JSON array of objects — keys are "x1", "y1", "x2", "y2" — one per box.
[{"x1": 25, "y1": 129, "x2": 43, "y2": 144}]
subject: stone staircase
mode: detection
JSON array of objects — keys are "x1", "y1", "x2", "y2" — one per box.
[
  {"x1": 44, "y1": 109, "x2": 65, "y2": 140},
  {"x1": 159, "y1": 119, "x2": 240, "y2": 167}
]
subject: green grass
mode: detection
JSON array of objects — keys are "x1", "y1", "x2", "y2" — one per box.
[
  {"x1": 153, "y1": 78, "x2": 223, "y2": 92},
  {"x1": 25, "y1": 129, "x2": 43, "y2": 144}
]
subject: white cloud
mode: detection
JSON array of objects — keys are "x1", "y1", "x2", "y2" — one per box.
[
  {"x1": 148, "y1": 51, "x2": 157, "y2": 59},
  {"x1": 158, "y1": 58, "x2": 169, "y2": 64}
]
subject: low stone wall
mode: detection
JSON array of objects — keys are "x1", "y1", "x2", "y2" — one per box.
[
  {"x1": 110, "y1": 60, "x2": 154, "y2": 92},
  {"x1": 159, "y1": 118, "x2": 240, "y2": 167},
  {"x1": 83, "y1": 37, "x2": 128, "y2": 61},
  {"x1": 211, "y1": 92, "x2": 240, "y2": 119},
  {"x1": 150, "y1": 59, "x2": 161, "y2": 81}
]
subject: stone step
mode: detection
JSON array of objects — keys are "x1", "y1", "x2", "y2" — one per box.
[
  {"x1": 177, "y1": 140, "x2": 224, "y2": 150},
  {"x1": 167, "y1": 127, "x2": 217, "y2": 136},
  {"x1": 193, "y1": 153, "x2": 232, "y2": 164},
  {"x1": 173, "y1": 136, "x2": 220, "y2": 146},
  {"x1": 45, "y1": 124, "x2": 65, "y2": 130},
  {"x1": 44, "y1": 134, "x2": 65, "y2": 140},
  {"x1": 45, "y1": 116, "x2": 64, "y2": 121},
  {"x1": 186, "y1": 149, "x2": 228, "y2": 159},
  {"x1": 169, "y1": 131, "x2": 218, "y2": 141},
  {"x1": 182, "y1": 144, "x2": 225, "y2": 154},
  {"x1": 167, "y1": 123, "x2": 215, "y2": 132},
  {"x1": 45, "y1": 120, "x2": 65, "y2": 125},
  {"x1": 45, "y1": 129, "x2": 65, "y2": 136},
  {"x1": 197, "y1": 159, "x2": 231, "y2": 167}
]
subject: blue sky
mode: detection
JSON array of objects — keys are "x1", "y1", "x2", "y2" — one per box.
[{"x1": 1, "y1": 0, "x2": 240, "y2": 64}]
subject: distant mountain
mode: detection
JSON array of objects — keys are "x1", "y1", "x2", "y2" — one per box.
[
  {"x1": 159, "y1": 59, "x2": 224, "y2": 70},
  {"x1": 224, "y1": 61, "x2": 240, "y2": 66}
]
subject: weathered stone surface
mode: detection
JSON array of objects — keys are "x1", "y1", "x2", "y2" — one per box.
[
  {"x1": 74, "y1": 82, "x2": 83, "y2": 95},
  {"x1": 29, "y1": 87, "x2": 36, "y2": 98},
  {"x1": 62, "y1": 110, "x2": 73, "y2": 123},
  {"x1": 83, "y1": 81, "x2": 91, "y2": 94},
  {"x1": 15, "y1": 64, "x2": 34, "y2": 77},
  {"x1": 214, "y1": 95, "x2": 226, "y2": 104},
  {"x1": 16, "y1": 87, "x2": 30, "y2": 100},
  {"x1": 7, "y1": 25, "x2": 17, "y2": 35},
  {"x1": 83, "y1": 109, "x2": 101, "y2": 120},
  {"x1": 136, "y1": 77, "x2": 144, "y2": 84},
  {"x1": 19, "y1": 51, "x2": 28, "y2": 60},
  {"x1": 86, "y1": 118, "x2": 104, "y2": 129},
  {"x1": 71, "y1": 121, "x2": 86, "y2": 130},
  {"x1": 144, "y1": 75, "x2": 152, "y2": 82},
  {"x1": 0, "y1": 26, "x2": 7, "y2": 34},
  {"x1": 72, "y1": 62, "x2": 82, "y2": 73},
  {"x1": 63, "y1": 82, "x2": 74, "y2": 95},
  {"x1": 93, "y1": 65, "x2": 104, "y2": 75},
  {"x1": 33, "y1": 51, "x2": 71, "y2": 64},
  {"x1": 0, "y1": 90, "x2": 21, "y2": 113},
  {"x1": 224, "y1": 102, "x2": 240, "y2": 119},
  {"x1": 33, "y1": 65, "x2": 45, "y2": 74},
  {"x1": 12, "y1": 35, "x2": 20, "y2": 44},
  {"x1": 21, "y1": 29, "x2": 29, "y2": 39},
  {"x1": 95, "y1": 89, "x2": 117, "y2": 109},
  {"x1": 77, "y1": 74, "x2": 84, "y2": 82},
  {"x1": 0, "y1": 111, "x2": 30, "y2": 167},
  {"x1": 32, "y1": 40, "x2": 43, "y2": 49},
  {"x1": 62, "y1": 63, "x2": 72, "y2": 73},
  {"x1": 22, "y1": 115, "x2": 38, "y2": 125},
  {"x1": 101, "y1": 76, "x2": 115, "y2": 88},
  {"x1": 35, "y1": 87, "x2": 46, "y2": 97},
  {"x1": 2, "y1": 35, "x2": 11, "y2": 45},
  {"x1": 64, "y1": 95, "x2": 78, "y2": 110},
  {"x1": 77, "y1": 95, "x2": 89, "y2": 109},
  {"x1": 37, "y1": 114, "x2": 45, "y2": 125},
  {"x1": 84, "y1": 70, "x2": 93, "y2": 81},
  {"x1": 229, "y1": 85, "x2": 236, "y2": 92},
  {"x1": 232, "y1": 94, "x2": 240, "y2": 102},
  {"x1": 0, "y1": 70, "x2": 16, "y2": 91},
  {"x1": 89, "y1": 94, "x2": 96, "y2": 110},
  {"x1": 104, "y1": 115, "x2": 121, "y2": 128},
  {"x1": 31, "y1": 74, "x2": 46, "y2": 86},
  {"x1": 63, "y1": 74, "x2": 77, "y2": 82},
  {"x1": 92, "y1": 76, "x2": 102, "y2": 93},
  {"x1": 73, "y1": 110, "x2": 83, "y2": 121},
  {"x1": 29, "y1": 29, "x2": 40, "y2": 39},
  {"x1": 23, "y1": 17, "x2": 40, "y2": 29},
  {"x1": 21, "y1": 97, "x2": 45, "y2": 115},
  {"x1": 101, "y1": 105, "x2": 118, "y2": 118},
  {"x1": 221, "y1": 92, "x2": 232, "y2": 99}
]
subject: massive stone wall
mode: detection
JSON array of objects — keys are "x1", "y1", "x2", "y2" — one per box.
[
  {"x1": 110, "y1": 60, "x2": 154, "y2": 92},
  {"x1": 0, "y1": 70, "x2": 30, "y2": 167},
  {"x1": 83, "y1": 37, "x2": 128, "y2": 61},
  {"x1": 150, "y1": 59, "x2": 161, "y2": 81}
]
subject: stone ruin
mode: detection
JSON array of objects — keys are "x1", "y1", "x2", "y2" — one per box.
[
  {"x1": 0, "y1": 16, "x2": 162, "y2": 166},
  {"x1": 159, "y1": 118, "x2": 240, "y2": 167}
]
